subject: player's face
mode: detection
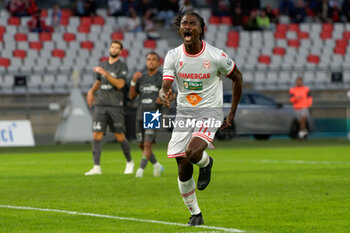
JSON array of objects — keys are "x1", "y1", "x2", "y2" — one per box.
[
  {"x1": 296, "y1": 78, "x2": 303, "y2": 86},
  {"x1": 146, "y1": 54, "x2": 159, "y2": 70},
  {"x1": 179, "y1": 14, "x2": 202, "y2": 45},
  {"x1": 109, "y1": 43, "x2": 122, "y2": 58}
]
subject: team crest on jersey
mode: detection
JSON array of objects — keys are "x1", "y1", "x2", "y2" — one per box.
[
  {"x1": 179, "y1": 61, "x2": 183, "y2": 67},
  {"x1": 203, "y1": 60, "x2": 210, "y2": 70}
]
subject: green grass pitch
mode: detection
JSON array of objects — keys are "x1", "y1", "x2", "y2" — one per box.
[{"x1": 1, "y1": 139, "x2": 350, "y2": 233}]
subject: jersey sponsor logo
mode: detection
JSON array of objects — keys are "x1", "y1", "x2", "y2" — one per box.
[
  {"x1": 101, "y1": 84, "x2": 113, "y2": 89},
  {"x1": 183, "y1": 81, "x2": 203, "y2": 90},
  {"x1": 178, "y1": 72, "x2": 210, "y2": 79},
  {"x1": 141, "y1": 98, "x2": 153, "y2": 104},
  {"x1": 203, "y1": 60, "x2": 210, "y2": 69},
  {"x1": 186, "y1": 93, "x2": 202, "y2": 106},
  {"x1": 141, "y1": 85, "x2": 159, "y2": 93},
  {"x1": 110, "y1": 72, "x2": 117, "y2": 78}
]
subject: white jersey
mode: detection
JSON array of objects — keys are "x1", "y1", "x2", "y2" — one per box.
[{"x1": 163, "y1": 41, "x2": 235, "y2": 109}]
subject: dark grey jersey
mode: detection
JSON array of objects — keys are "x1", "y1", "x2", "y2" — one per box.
[
  {"x1": 135, "y1": 70, "x2": 163, "y2": 120},
  {"x1": 95, "y1": 59, "x2": 128, "y2": 107}
]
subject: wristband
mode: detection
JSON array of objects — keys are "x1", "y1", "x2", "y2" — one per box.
[{"x1": 130, "y1": 80, "x2": 136, "y2": 86}]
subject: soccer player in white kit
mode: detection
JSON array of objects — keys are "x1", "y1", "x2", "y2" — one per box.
[{"x1": 159, "y1": 11, "x2": 243, "y2": 226}]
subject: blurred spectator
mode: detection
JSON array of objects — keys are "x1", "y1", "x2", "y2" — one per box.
[
  {"x1": 6, "y1": 0, "x2": 27, "y2": 17},
  {"x1": 25, "y1": 0, "x2": 38, "y2": 16},
  {"x1": 293, "y1": 0, "x2": 307, "y2": 23},
  {"x1": 328, "y1": 0, "x2": 341, "y2": 22},
  {"x1": 157, "y1": 0, "x2": 178, "y2": 29},
  {"x1": 143, "y1": 9, "x2": 156, "y2": 32},
  {"x1": 85, "y1": 0, "x2": 97, "y2": 17},
  {"x1": 242, "y1": 0, "x2": 260, "y2": 15},
  {"x1": 49, "y1": 4, "x2": 61, "y2": 28},
  {"x1": 245, "y1": 9, "x2": 260, "y2": 31},
  {"x1": 316, "y1": 0, "x2": 334, "y2": 22},
  {"x1": 343, "y1": 0, "x2": 350, "y2": 22},
  {"x1": 73, "y1": 0, "x2": 86, "y2": 16},
  {"x1": 179, "y1": 0, "x2": 194, "y2": 12},
  {"x1": 264, "y1": 3, "x2": 279, "y2": 24},
  {"x1": 108, "y1": 0, "x2": 123, "y2": 16},
  {"x1": 125, "y1": 8, "x2": 142, "y2": 32},
  {"x1": 212, "y1": 0, "x2": 230, "y2": 16},
  {"x1": 279, "y1": 0, "x2": 295, "y2": 16},
  {"x1": 136, "y1": 0, "x2": 157, "y2": 16},
  {"x1": 256, "y1": 9, "x2": 270, "y2": 30},
  {"x1": 229, "y1": 0, "x2": 244, "y2": 28},
  {"x1": 28, "y1": 9, "x2": 49, "y2": 33}
]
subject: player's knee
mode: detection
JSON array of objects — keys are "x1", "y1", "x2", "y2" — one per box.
[
  {"x1": 138, "y1": 143, "x2": 144, "y2": 150},
  {"x1": 115, "y1": 133, "x2": 125, "y2": 142},
  {"x1": 93, "y1": 132, "x2": 103, "y2": 141},
  {"x1": 185, "y1": 148, "x2": 201, "y2": 164},
  {"x1": 143, "y1": 141, "x2": 152, "y2": 149}
]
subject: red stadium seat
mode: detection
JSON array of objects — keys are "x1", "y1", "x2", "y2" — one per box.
[
  {"x1": 41, "y1": 9, "x2": 48, "y2": 18},
  {"x1": 288, "y1": 39, "x2": 300, "y2": 48},
  {"x1": 322, "y1": 23, "x2": 333, "y2": 32},
  {"x1": 0, "y1": 26, "x2": 5, "y2": 35},
  {"x1": 334, "y1": 47, "x2": 346, "y2": 55},
  {"x1": 336, "y1": 39, "x2": 348, "y2": 48},
  {"x1": 273, "y1": 47, "x2": 286, "y2": 56},
  {"x1": 209, "y1": 16, "x2": 220, "y2": 24},
  {"x1": 81, "y1": 41, "x2": 94, "y2": 50},
  {"x1": 307, "y1": 55, "x2": 320, "y2": 64},
  {"x1": 93, "y1": 16, "x2": 105, "y2": 25},
  {"x1": 63, "y1": 33, "x2": 76, "y2": 42},
  {"x1": 227, "y1": 31, "x2": 239, "y2": 40},
  {"x1": 221, "y1": 16, "x2": 232, "y2": 25},
  {"x1": 15, "y1": 33, "x2": 27, "y2": 41},
  {"x1": 77, "y1": 25, "x2": 90, "y2": 34},
  {"x1": 8, "y1": 17, "x2": 20, "y2": 26},
  {"x1": 226, "y1": 40, "x2": 239, "y2": 48},
  {"x1": 39, "y1": 33, "x2": 52, "y2": 41},
  {"x1": 343, "y1": 31, "x2": 350, "y2": 40},
  {"x1": 60, "y1": 18, "x2": 69, "y2": 26},
  {"x1": 276, "y1": 24, "x2": 288, "y2": 32},
  {"x1": 13, "y1": 49, "x2": 27, "y2": 59},
  {"x1": 111, "y1": 32, "x2": 124, "y2": 40},
  {"x1": 61, "y1": 9, "x2": 72, "y2": 18},
  {"x1": 274, "y1": 31, "x2": 286, "y2": 39},
  {"x1": 288, "y1": 24, "x2": 299, "y2": 32},
  {"x1": 320, "y1": 31, "x2": 332, "y2": 40},
  {"x1": 0, "y1": 57, "x2": 10, "y2": 67},
  {"x1": 52, "y1": 49, "x2": 65, "y2": 58},
  {"x1": 298, "y1": 31, "x2": 309, "y2": 39},
  {"x1": 100, "y1": 56, "x2": 109, "y2": 62},
  {"x1": 29, "y1": 41, "x2": 42, "y2": 50},
  {"x1": 120, "y1": 49, "x2": 129, "y2": 58},
  {"x1": 0, "y1": 35, "x2": 3, "y2": 42},
  {"x1": 258, "y1": 55, "x2": 271, "y2": 64},
  {"x1": 81, "y1": 17, "x2": 92, "y2": 26},
  {"x1": 144, "y1": 39, "x2": 157, "y2": 49}
]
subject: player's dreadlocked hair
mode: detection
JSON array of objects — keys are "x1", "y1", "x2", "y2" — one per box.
[{"x1": 174, "y1": 10, "x2": 205, "y2": 40}]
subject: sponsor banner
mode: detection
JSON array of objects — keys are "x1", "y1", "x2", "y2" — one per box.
[{"x1": 0, "y1": 120, "x2": 35, "y2": 147}]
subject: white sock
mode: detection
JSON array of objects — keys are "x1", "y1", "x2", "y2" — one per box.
[
  {"x1": 178, "y1": 177, "x2": 201, "y2": 215},
  {"x1": 93, "y1": 165, "x2": 101, "y2": 169},
  {"x1": 195, "y1": 150, "x2": 209, "y2": 168},
  {"x1": 153, "y1": 162, "x2": 161, "y2": 167}
]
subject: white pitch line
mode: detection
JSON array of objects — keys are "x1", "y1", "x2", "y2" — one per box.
[
  {"x1": 231, "y1": 159, "x2": 350, "y2": 165},
  {"x1": 0, "y1": 205, "x2": 244, "y2": 233}
]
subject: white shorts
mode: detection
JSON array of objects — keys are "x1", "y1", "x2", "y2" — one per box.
[
  {"x1": 167, "y1": 108, "x2": 223, "y2": 158},
  {"x1": 295, "y1": 108, "x2": 310, "y2": 119}
]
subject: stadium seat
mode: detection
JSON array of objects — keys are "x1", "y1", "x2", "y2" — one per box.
[
  {"x1": 288, "y1": 24, "x2": 299, "y2": 32},
  {"x1": 111, "y1": 32, "x2": 123, "y2": 41},
  {"x1": 63, "y1": 32, "x2": 76, "y2": 42},
  {"x1": 99, "y1": 56, "x2": 109, "y2": 62},
  {"x1": 274, "y1": 31, "x2": 286, "y2": 39},
  {"x1": 322, "y1": 23, "x2": 333, "y2": 32},
  {"x1": 334, "y1": 47, "x2": 346, "y2": 55},
  {"x1": 80, "y1": 17, "x2": 92, "y2": 26},
  {"x1": 144, "y1": 40, "x2": 156, "y2": 49},
  {"x1": 15, "y1": 33, "x2": 27, "y2": 41},
  {"x1": 0, "y1": 26, "x2": 6, "y2": 35},
  {"x1": 273, "y1": 47, "x2": 286, "y2": 56},
  {"x1": 320, "y1": 31, "x2": 332, "y2": 40},
  {"x1": 288, "y1": 39, "x2": 300, "y2": 48},
  {"x1": 77, "y1": 25, "x2": 90, "y2": 34},
  {"x1": 120, "y1": 49, "x2": 129, "y2": 58},
  {"x1": 60, "y1": 17, "x2": 69, "y2": 26},
  {"x1": 52, "y1": 49, "x2": 65, "y2": 58},
  {"x1": 29, "y1": 41, "x2": 43, "y2": 50},
  {"x1": 8, "y1": 17, "x2": 20, "y2": 26},
  {"x1": 307, "y1": 54, "x2": 320, "y2": 64},
  {"x1": 13, "y1": 49, "x2": 27, "y2": 59},
  {"x1": 209, "y1": 16, "x2": 220, "y2": 25},
  {"x1": 277, "y1": 24, "x2": 288, "y2": 32},
  {"x1": 93, "y1": 16, "x2": 105, "y2": 25},
  {"x1": 0, "y1": 57, "x2": 10, "y2": 67},
  {"x1": 298, "y1": 31, "x2": 309, "y2": 39},
  {"x1": 39, "y1": 33, "x2": 52, "y2": 41},
  {"x1": 343, "y1": 31, "x2": 350, "y2": 40},
  {"x1": 258, "y1": 55, "x2": 271, "y2": 64}
]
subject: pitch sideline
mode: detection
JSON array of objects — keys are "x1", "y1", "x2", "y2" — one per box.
[{"x1": 0, "y1": 205, "x2": 245, "y2": 233}]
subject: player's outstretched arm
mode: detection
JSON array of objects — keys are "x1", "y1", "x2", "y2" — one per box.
[
  {"x1": 93, "y1": 66, "x2": 125, "y2": 89},
  {"x1": 159, "y1": 80, "x2": 173, "y2": 108},
  {"x1": 221, "y1": 66, "x2": 243, "y2": 129},
  {"x1": 87, "y1": 80, "x2": 101, "y2": 108}
]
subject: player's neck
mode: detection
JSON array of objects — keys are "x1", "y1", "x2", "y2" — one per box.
[
  {"x1": 108, "y1": 56, "x2": 119, "y2": 64},
  {"x1": 148, "y1": 69, "x2": 158, "y2": 76},
  {"x1": 184, "y1": 40, "x2": 202, "y2": 55}
]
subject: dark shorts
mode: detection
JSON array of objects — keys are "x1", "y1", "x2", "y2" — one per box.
[
  {"x1": 135, "y1": 119, "x2": 156, "y2": 143},
  {"x1": 93, "y1": 106, "x2": 125, "y2": 133}
]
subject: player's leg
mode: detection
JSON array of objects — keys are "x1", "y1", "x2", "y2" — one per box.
[
  {"x1": 114, "y1": 132, "x2": 134, "y2": 174},
  {"x1": 176, "y1": 156, "x2": 204, "y2": 226},
  {"x1": 185, "y1": 137, "x2": 213, "y2": 190},
  {"x1": 297, "y1": 109, "x2": 308, "y2": 139}
]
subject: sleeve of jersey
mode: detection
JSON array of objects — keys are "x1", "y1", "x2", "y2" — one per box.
[
  {"x1": 118, "y1": 63, "x2": 128, "y2": 80},
  {"x1": 218, "y1": 51, "x2": 236, "y2": 77},
  {"x1": 162, "y1": 51, "x2": 176, "y2": 82}
]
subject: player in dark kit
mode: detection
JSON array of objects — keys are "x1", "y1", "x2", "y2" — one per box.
[
  {"x1": 129, "y1": 52, "x2": 170, "y2": 178},
  {"x1": 85, "y1": 40, "x2": 134, "y2": 175}
]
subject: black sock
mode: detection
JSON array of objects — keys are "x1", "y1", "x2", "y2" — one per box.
[
  {"x1": 140, "y1": 156, "x2": 148, "y2": 169},
  {"x1": 92, "y1": 140, "x2": 102, "y2": 165},
  {"x1": 149, "y1": 153, "x2": 157, "y2": 165},
  {"x1": 120, "y1": 138, "x2": 132, "y2": 162}
]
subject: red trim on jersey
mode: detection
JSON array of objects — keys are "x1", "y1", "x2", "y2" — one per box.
[
  {"x1": 181, "y1": 189, "x2": 195, "y2": 197},
  {"x1": 182, "y1": 41, "x2": 206, "y2": 57},
  {"x1": 226, "y1": 63, "x2": 236, "y2": 77},
  {"x1": 163, "y1": 75, "x2": 174, "y2": 81},
  {"x1": 163, "y1": 78, "x2": 174, "y2": 81},
  {"x1": 192, "y1": 132, "x2": 213, "y2": 142},
  {"x1": 168, "y1": 152, "x2": 186, "y2": 158}
]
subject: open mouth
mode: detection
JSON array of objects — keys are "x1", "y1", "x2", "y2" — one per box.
[{"x1": 184, "y1": 31, "x2": 192, "y2": 41}]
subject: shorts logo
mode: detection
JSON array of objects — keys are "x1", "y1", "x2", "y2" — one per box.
[
  {"x1": 143, "y1": 109, "x2": 161, "y2": 129},
  {"x1": 183, "y1": 81, "x2": 203, "y2": 90},
  {"x1": 203, "y1": 60, "x2": 210, "y2": 69},
  {"x1": 186, "y1": 93, "x2": 202, "y2": 106}
]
